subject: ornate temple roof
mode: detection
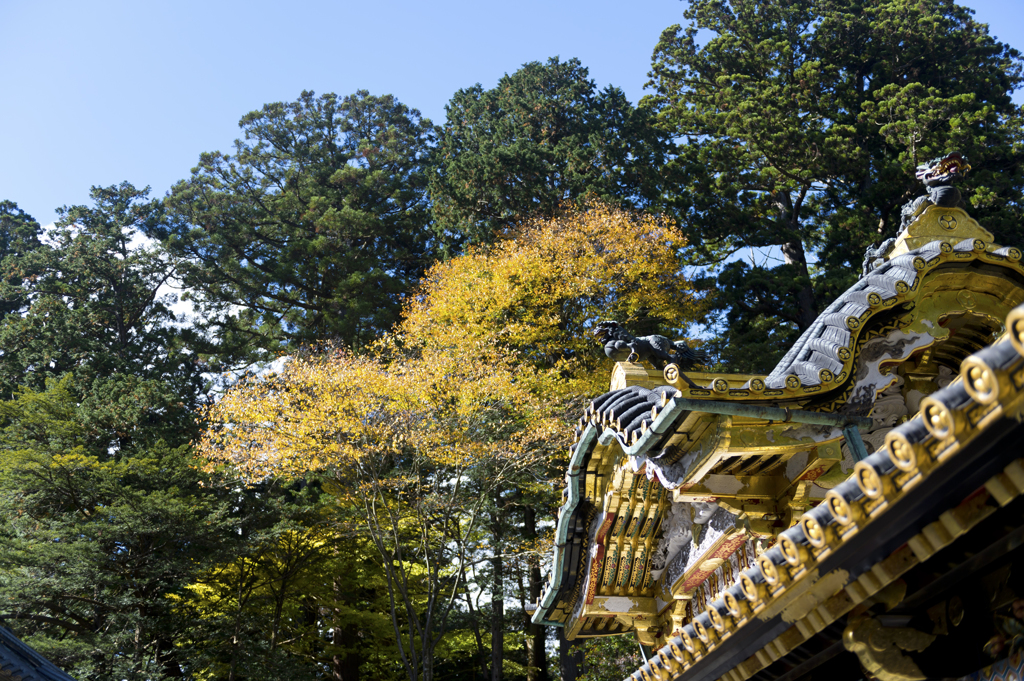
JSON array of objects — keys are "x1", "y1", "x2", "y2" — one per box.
[{"x1": 531, "y1": 199, "x2": 1024, "y2": 681}]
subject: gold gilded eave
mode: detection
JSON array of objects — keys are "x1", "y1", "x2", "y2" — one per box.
[
  {"x1": 888, "y1": 205, "x2": 995, "y2": 257},
  {"x1": 626, "y1": 302, "x2": 1024, "y2": 681}
]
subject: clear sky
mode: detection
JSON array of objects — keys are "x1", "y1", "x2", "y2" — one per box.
[{"x1": 2, "y1": 0, "x2": 1022, "y2": 228}]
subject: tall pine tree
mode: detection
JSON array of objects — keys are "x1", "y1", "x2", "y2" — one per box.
[{"x1": 645, "y1": 0, "x2": 1024, "y2": 371}]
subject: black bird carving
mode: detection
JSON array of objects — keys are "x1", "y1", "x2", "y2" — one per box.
[{"x1": 593, "y1": 321, "x2": 709, "y2": 370}]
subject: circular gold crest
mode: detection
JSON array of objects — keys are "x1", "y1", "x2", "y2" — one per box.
[
  {"x1": 800, "y1": 514, "x2": 827, "y2": 548},
  {"x1": 912, "y1": 256, "x2": 926, "y2": 271},
  {"x1": 739, "y1": 572, "x2": 761, "y2": 603},
  {"x1": 940, "y1": 241, "x2": 954, "y2": 253},
  {"x1": 757, "y1": 554, "x2": 782, "y2": 585},
  {"x1": 956, "y1": 289, "x2": 977, "y2": 309},
  {"x1": 749, "y1": 377, "x2": 766, "y2": 392},
  {"x1": 663, "y1": 363, "x2": 680, "y2": 383},
  {"x1": 867, "y1": 292, "x2": 882, "y2": 307},
  {"x1": 693, "y1": 619, "x2": 711, "y2": 643},
  {"x1": 713, "y1": 378, "x2": 729, "y2": 394},
  {"x1": 778, "y1": 534, "x2": 806, "y2": 567},
  {"x1": 818, "y1": 368, "x2": 834, "y2": 384},
  {"x1": 825, "y1": 491, "x2": 856, "y2": 525},
  {"x1": 723, "y1": 590, "x2": 744, "y2": 618},
  {"x1": 895, "y1": 280, "x2": 910, "y2": 294},
  {"x1": 680, "y1": 629, "x2": 697, "y2": 654},
  {"x1": 922, "y1": 401, "x2": 955, "y2": 439},
  {"x1": 785, "y1": 375, "x2": 801, "y2": 390},
  {"x1": 707, "y1": 605, "x2": 727, "y2": 632},
  {"x1": 656, "y1": 650, "x2": 677, "y2": 674},
  {"x1": 886, "y1": 435, "x2": 918, "y2": 472},
  {"x1": 667, "y1": 639, "x2": 689, "y2": 665},
  {"x1": 854, "y1": 462, "x2": 884, "y2": 499},
  {"x1": 837, "y1": 346, "x2": 851, "y2": 361},
  {"x1": 964, "y1": 359, "x2": 997, "y2": 404},
  {"x1": 846, "y1": 316, "x2": 861, "y2": 330}
]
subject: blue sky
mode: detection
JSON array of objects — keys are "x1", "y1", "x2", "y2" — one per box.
[{"x1": 2, "y1": 0, "x2": 1022, "y2": 228}]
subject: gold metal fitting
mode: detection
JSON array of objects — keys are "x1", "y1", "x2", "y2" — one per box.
[
  {"x1": 707, "y1": 605, "x2": 731, "y2": 633},
  {"x1": 663, "y1": 364, "x2": 680, "y2": 383},
  {"x1": 920, "y1": 396, "x2": 963, "y2": 440},
  {"x1": 693, "y1": 618, "x2": 717, "y2": 644},
  {"x1": 680, "y1": 629, "x2": 702, "y2": 655},
  {"x1": 739, "y1": 572, "x2": 766, "y2": 604},
  {"x1": 854, "y1": 461, "x2": 895, "y2": 500},
  {"x1": 667, "y1": 639, "x2": 691, "y2": 666},
  {"x1": 757, "y1": 554, "x2": 789, "y2": 586},
  {"x1": 1007, "y1": 304, "x2": 1024, "y2": 359},
  {"x1": 885, "y1": 431, "x2": 924, "y2": 473},
  {"x1": 723, "y1": 590, "x2": 749, "y2": 619},
  {"x1": 778, "y1": 533, "x2": 812, "y2": 567},
  {"x1": 800, "y1": 513, "x2": 836, "y2": 549},
  {"x1": 656, "y1": 649, "x2": 681, "y2": 676},
  {"x1": 825, "y1": 489, "x2": 864, "y2": 526},
  {"x1": 961, "y1": 356, "x2": 1003, "y2": 405}
]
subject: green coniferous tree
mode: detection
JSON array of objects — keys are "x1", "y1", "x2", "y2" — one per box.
[
  {"x1": 158, "y1": 90, "x2": 438, "y2": 358},
  {"x1": 645, "y1": 0, "x2": 1024, "y2": 371},
  {"x1": 430, "y1": 57, "x2": 670, "y2": 246}
]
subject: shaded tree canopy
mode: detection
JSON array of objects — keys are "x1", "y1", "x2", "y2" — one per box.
[
  {"x1": 157, "y1": 90, "x2": 437, "y2": 357},
  {"x1": 0, "y1": 201, "x2": 45, "y2": 319},
  {"x1": 430, "y1": 57, "x2": 671, "y2": 246},
  {"x1": 645, "y1": 0, "x2": 1024, "y2": 371}
]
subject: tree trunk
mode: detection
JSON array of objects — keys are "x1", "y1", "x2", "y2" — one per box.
[
  {"x1": 332, "y1": 578, "x2": 362, "y2": 681},
  {"x1": 461, "y1": 562, "x2": 488, "y2": 680},
  {"x1": 491, "y1": 497, "x2": 506, "y2": 681},
  {"x1": 524, "y1": 506, "x2": 548, "y2": 681},
  {"x1": 558, "y1": 628, "x2": 584, "y2": 681},
  {"x1": 781, "y1": 239, "x2": 817, "y2": 330}
]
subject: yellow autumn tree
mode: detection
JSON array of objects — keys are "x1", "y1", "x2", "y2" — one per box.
[
  {"x1": 197, "y1": 202, "x2": 702, "y2": 681},
  {"x1": 199, "y1": 341, "x2": 558, "y2": 681},
  {"x1": 401, "y1": 201, "x2": 703, "y2": 399}
]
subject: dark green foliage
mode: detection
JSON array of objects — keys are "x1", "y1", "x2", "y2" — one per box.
[
  {"x1": 0, "y1": 378, "x2": 380, "y2": 679},
  {"x1": 430, "y1": 57, "x2": 670, "y2": 245},
  {"x1": 0, "y1": 379, "x2": 231, "y2": 679},
  {"x1": 0, "y1": 183, "x2": 207, "y2": 447},
  {"x1": 645, "y1": 0, "x2": 1024, "y2": 372},
  {"x1": 577, "y1": 635, "x2": 641, "y2": 681},
  {"x1": 159, "y1": 90, "x2": 437, "y2": 356},
  {"x1": 0, "y1": 201, "x2": 45, "y2": 318}
]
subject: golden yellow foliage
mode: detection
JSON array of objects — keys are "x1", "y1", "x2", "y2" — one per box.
[
  {"x1": 193, "y1": 202, "x2": 701, "y2": 681},
  {"x1": 198, "y1": 342, "x2": 558, "y2": 482},
  {"x1": 401, "y1": 202, "x2": 701, "y2": 397}
]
